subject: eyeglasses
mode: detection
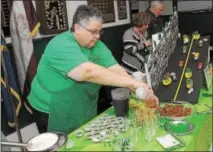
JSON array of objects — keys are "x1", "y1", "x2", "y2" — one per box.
[{"x1": 79, "y1": 24, "x2": 103, "y2": 36}]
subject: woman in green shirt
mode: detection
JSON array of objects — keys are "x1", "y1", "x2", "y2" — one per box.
[{"x1": 28, "y1": 5, "x2": 158, "y2": 134}]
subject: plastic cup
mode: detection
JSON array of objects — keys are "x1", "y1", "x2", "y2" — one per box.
[{"x1": 111, "y1": 88, "x2": 130, "y2": 117}]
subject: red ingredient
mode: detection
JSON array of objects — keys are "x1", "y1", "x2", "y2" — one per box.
[{"x1": 158, "y1": 104, "x2": 192, "y2": 117}]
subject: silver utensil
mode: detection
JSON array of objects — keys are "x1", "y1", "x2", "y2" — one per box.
[{"x1": 1, "y1": 141, "x2": 29, "y2": 148}]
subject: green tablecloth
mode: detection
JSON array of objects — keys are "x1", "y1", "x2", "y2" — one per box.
[{"x1": 59, "y1": 87, "x2": 212, "y2": 151}]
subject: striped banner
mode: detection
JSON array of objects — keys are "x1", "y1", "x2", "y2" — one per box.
[
  {"x1": 10, "y1": 0, "x2": 40, "y2": 99},
  {"x1": 1, "y1": 37, "x2": 22, "y2": 127}
]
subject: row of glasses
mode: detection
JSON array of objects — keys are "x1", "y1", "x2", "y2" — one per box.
[
  {"x1": 105, "y1": 108, "x2": 161, "y2": 151},
  {"x1": 135, "y1": 107, "x2": 160, "y2": 142}
]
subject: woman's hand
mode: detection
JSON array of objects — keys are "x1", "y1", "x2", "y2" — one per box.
[
  {"x1": 130, "y1": 80, "x2": 153, "y2": 94},
  {"x1": 132, "y1": 80, "x2": 159, "y2": 109},
  {"x1": 144, "y1": 40, "x2": 152, "y2": 47},
  {"x1": 144, "y1": 93, "x2": 159, "y2": 109}
]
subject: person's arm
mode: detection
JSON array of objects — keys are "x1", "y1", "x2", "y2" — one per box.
[
  {"x1": 67, "y1": 61, "x2": 158, "y2": 104},
  {"x1": 48, "y1": 39, "x2": 153, "y2": 95},
  {"x1": 67, "y1": 61, "x2": 150, "y2": 91},
  {"x1": 108, "y1": 64, "x2": 131, "y2": 77},
  {"x1": 123, "y1": 29, "x2": 151, "y2": 55},
  {"x1": 123, "y1": 29, "x2": 143, "y2": 54}
]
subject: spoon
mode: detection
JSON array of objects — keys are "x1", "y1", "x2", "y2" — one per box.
[{"x1": 1, "y1": 141, "x2": 31, "y2": 148}]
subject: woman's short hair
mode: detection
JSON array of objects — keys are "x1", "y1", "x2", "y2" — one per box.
[
  {"x1": 132, "y1": 12, "x2": 152, "y2": 28},
  {"x1": 71, "y1": 5, "x2": 103, "y2": 32}
]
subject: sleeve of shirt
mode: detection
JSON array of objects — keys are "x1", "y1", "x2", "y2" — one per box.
[
  {"x1": 123, "y1": 30, "x2": 145, "y2": 54},
  {"x1": 98, "y1": 41, "x2": 117, "y2": 68},
  {"x1": 47, "y1": 42, "x2": 89, "y2": 76}
]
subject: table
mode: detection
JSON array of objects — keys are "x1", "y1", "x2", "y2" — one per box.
[{"x1": 58, "y1": 86, "x2": 212, "y2": 151}]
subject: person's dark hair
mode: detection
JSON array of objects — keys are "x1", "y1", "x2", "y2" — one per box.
[
  {"x1": 132, "y1": 12, "x2": 152, "y2": 28},
  {"x1": 71, "y1": 5, "x2": 103, "y2": 32}
]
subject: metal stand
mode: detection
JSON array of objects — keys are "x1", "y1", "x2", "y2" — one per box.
[
  {"x1": 144, "y1": 63, "x2": 152, "y2": 88},
  {"x1": 134, "y1": 52, "x2": 152, "y2": 88},
  {"x1": 1, "y1": 53, "x2": 24, "y2": 152}
]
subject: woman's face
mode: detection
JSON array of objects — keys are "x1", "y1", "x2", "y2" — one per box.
[
  {"x1": 75, "y1": 19, "x2": 102, "y2": 48},
  {"x1": 140, "y1": 24, "x2": 149, "y2": 33}
]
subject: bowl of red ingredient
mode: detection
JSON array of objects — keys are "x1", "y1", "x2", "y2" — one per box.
[{"x1": 157, "y1": 101, "x2": 195, "y2": 121}]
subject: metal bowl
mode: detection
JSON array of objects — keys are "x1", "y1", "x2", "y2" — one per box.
[
  {"x1": 49, "y1": 132, "x2": 68, "y2": 151},
  {"x1": 27, "y1": 132, "x2": 67, "y2": 152}
]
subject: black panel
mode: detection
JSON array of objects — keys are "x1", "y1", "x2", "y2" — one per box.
[
  {"x1": 100, "y1": 24, "x2": 130, "y2": 63},
  {"x1": 178, "y1": 10, "x2": 213, "y2": 46},
  {"x1": 156, "y1": 36, "x2": 210, "y2": 104}
]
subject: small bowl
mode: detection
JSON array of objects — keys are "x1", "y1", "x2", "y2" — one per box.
[
  {"x1": 75, "y1": 130, "x2": 84, "y2": 138},
  {"x1": 99, "y1": 130, "x2": 108, "y2": 137},
  {"x1": 112, "y1": 129, "x2": 120, "y2": 136},
  {"x1": 92, "y1": 135, "x2": 102, "y2": 143},
  {"x1": 84, "y1": 126, "x2": 92, "y2": 132}
]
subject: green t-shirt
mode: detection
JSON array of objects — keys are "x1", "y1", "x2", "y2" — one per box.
[{"x1": 28, "y1": 31, "x2": 117, "y2": 115}]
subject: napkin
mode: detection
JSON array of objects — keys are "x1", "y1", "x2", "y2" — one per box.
[{"x1": 156, "y1": 134, "x2": 181, "y2": 149}]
